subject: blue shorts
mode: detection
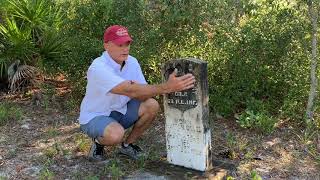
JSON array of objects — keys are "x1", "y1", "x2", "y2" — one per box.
[{"x1": 80, "y1": 99, "x2": 141, "y2": 139}]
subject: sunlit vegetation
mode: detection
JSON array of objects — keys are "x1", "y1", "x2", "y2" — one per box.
[{"x1": 0, "y1": 0, "x2": 319, "y2": 135}]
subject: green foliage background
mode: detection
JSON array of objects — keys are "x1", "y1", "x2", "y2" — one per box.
[{"x1": 0, "y1": 0, "x2": 319, "y2": 132}]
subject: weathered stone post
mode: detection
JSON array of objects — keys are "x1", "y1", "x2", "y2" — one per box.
[{"x1": 162, "y1": 58, "x2": 212, "y2": 171}]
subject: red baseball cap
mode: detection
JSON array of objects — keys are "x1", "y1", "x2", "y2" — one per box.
[{"x1": 103, "y1": 25, "x2": 132, "y2": 45}]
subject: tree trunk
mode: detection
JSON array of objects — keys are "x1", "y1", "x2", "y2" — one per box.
[{"x1": 306, "y1": 0, "x2": 318, "y2": 121}]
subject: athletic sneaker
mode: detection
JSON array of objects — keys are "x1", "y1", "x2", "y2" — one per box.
[
  {"x1": 119, "y1": 143, "x2": 144, "y2": 160},
  {"x1": 88, "y1": 139, "x2": 107, "y2": 162}
]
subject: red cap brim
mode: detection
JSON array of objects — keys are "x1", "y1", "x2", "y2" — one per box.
[{"x1": 112, "y1": 36, "x2": 132, "y2": 45}]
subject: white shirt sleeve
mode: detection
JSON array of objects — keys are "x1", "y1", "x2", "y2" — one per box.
[{"x1": 87, "y1": 64, "x2": 125, "y2": 94}]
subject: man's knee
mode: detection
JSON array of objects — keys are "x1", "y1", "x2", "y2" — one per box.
[
  {"x1": 143, "y1": 98, "x2": 160, "y2": 115},
  {"x1": 99, "y1": 122, "x2": 124, "y2": 145}
]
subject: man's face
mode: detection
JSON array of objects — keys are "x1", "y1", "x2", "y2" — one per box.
[{"x1": 104, "y1": 41, "x2": 130, "y2": 64}]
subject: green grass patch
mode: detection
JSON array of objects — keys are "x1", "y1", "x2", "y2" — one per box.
[
  {"x1": 0, "y1": 102, "x2": 23, "y2": 126},
  {"x1": 44, "y1": 146, "x2": 59, "y2": 158},
  {"x1": 103, "y1": 159, "x2": 124, "y2": 179},
  {"x1": 237, "y1": 110, "x2": 277, "y2": 134},
  {"x1": 39, "y1": 167, "x2": 55, "y2": 180},
  {"x1": 46, "y1": 127, "x2": 60, "y2": 138},
  {"x1": 74, "y1": 133, "x2": 91, "y2": 152},
  {"x1": 43, "y1": 142, "x2": 68, "y2": 158},
  {"x1": 250, "y1": 170, "x2": 262, "y2": 180},
  {"x1": 84, "y1": 175, "x2": 99, "y2": 180}
]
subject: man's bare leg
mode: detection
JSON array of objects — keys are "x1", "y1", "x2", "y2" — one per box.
[
  {"x1": 98, "y1": 122, "x2": 125, "y2": 145},
  {"x1": 88, "y1": 122, "x2": 124, "y2": 161},
  {"x1": 125, "y1": 98, "x2": 160, "y2": 144}
]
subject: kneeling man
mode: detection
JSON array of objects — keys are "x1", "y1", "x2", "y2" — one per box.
[{"x1": 79, "y1": 25, "x2": 195, "y2": 161}]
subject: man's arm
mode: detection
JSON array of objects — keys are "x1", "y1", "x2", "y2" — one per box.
[{"x1": 111, "y1": 70, "x2": 195, "y2": 101}]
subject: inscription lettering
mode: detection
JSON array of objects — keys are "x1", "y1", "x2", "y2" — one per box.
[
  {"x1": 174, "y1": 91, "x2": 188, "y2": 97},
  {"x1": 167, "y1": 99, "x2": 197, "y2": 106}
]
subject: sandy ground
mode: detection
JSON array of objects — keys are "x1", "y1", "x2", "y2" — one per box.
[{"x1": 0, "y1": 93, "x2": 320, "y2": 179}]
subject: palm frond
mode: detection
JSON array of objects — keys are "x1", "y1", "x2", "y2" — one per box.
[
  {"x1": 8, "y1": 60, "x2": 41, "y2": 92},
  {"x1": 0, "y1": 17, "x2": 30, "y2": 41},
  {"x1": 5, "y1": 0, "x2": 63, "y2": 40},
  {"x1": 7, "y1": 60, "x2": 20, "y2": 82},
  {"x1": 0, "y1": 58, "x2": 8, "y2": 80},
  {"x1": 0, "y1": 18, "x2": 36, "y2": 63},
  {"x1": 42, "y1": 1, "x2": 64, "y2": 29},
  {"x1": 6, "y1": 0, "x2": 48, "y2": 25},
  {"x1": 39, "y1": 29, "x2": 66, "y2": 60}
]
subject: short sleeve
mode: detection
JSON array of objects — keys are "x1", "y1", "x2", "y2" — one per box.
[{"x1": 87, "y1": 65, "x2": 125, "y2": 94}]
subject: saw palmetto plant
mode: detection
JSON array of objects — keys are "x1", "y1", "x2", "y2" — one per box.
[
  {"x1": 0, "y1": 18, "x2": 36, "y2": 64},
  {"x1": 0, "y1": 0, "x2": 66, "y2": 91},
  {"x1": 7, "y1": 60, "x2": 42, "y2": 92}
]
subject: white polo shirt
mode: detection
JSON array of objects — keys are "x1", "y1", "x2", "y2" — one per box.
[{"x1": 79, "y1": 51, "x2": 147, "y2": 125}]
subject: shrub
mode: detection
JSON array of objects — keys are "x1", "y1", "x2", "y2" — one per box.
[
  {"x1": 238, "y1": 109, "x2": 277, "y2": 134},
  {"x1": 0, "y1": 0, "x2": 67, "y2": 84},
  {"x1": 58, "y1": 0, "x2": 312, "y2": 125}
]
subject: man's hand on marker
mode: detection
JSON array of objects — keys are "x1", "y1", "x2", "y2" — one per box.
[{"x1": 166, "y1": 68, "x2": 195, "y2": 93}]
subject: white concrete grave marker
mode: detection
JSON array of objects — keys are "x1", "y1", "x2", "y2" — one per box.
[{"x1": 162, "y1": 58, "x2": 212, "y2": 171}]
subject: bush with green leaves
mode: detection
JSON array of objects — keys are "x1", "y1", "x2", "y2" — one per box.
[
  {"x1": 236, "y1": 98, "x2": 277, "y2": 134},
  {"x1": 237, "y1": 110, "x2": 277, "y2": 134},
  {"x1": 209, "y1": 1, "x2": 311, "y2": 120},
  {"x1": 0, "y1": 0, "x2": 66, "y2": 88},
  {"x1": 58, "y1": 0, "x2": 315, "y2": 125},
  {"x1": 1, "y1": 0, "x2": 317, "y2": 129}
]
